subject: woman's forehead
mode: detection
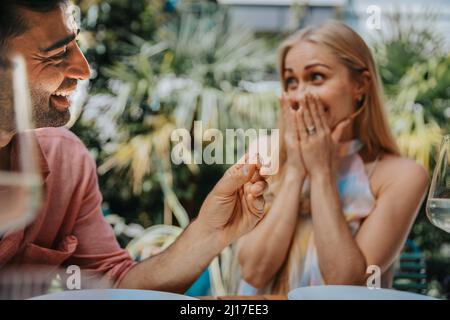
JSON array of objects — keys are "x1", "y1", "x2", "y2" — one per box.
[{"x1": 284, "y1": 41, "x2": 337, "y2": 71}]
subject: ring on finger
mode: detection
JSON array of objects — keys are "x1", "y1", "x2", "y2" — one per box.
[{"x1": 307, "y1": 126, "x2": 316, "y2": 135}]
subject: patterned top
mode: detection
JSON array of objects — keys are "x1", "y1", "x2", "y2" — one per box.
[{"x1": 239, "y1": 139, "x2": 378, "y2": 294}]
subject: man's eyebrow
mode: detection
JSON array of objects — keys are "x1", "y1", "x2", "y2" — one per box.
[
  {"x1": 40, "y1": 29, "x2": 80, "y2": 53},
  {"x1": 304, "y1": 63, "x2": 331, "y2": 70}
]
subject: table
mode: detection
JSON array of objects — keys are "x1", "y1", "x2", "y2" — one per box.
[
  {"x1": 32, "y1": 290, "x2": 288, "y2": 300},
  {"x1": 31, "y1": 289, "x2": 197, "y2": 300},
  {"x1": 199, "y1": 295, "x2": 287, "y2": 300},
  {"x1": 31, "y1": 287, "x2": 435, "y2": 300}
]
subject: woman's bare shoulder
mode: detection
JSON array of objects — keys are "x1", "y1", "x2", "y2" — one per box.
[
  {"x1": 372, "y1": 154, "x2": 429, "y2": 196},
  {"x1": 377, "y1": 154, "x2": 428, "y2": 176}
]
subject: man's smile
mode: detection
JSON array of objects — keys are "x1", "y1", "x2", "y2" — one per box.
[
  {"x1": 50, "y1": 90, "x2": 73, "y2": 110},
  {"x1": 50, "y1": 84, "x2": 77, "y2": 111}
]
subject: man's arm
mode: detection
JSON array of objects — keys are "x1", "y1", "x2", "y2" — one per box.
[
  {"x1": 65, "y1": 136, "x2": 266, "y2": 291},
  {"x1": 117, "y1": 219, "x2": 223, "y2": 293},
  {"x1": 118, "y1": 157, "x2": 268, "y2": 292}
]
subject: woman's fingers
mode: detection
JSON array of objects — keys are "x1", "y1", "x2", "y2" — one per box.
[
  {"x1": 241, "y1": 185, "x2": 264, "y2": 219},
  {"x1": 281, "y1": 92, "x2": 301, "y2": 145},
  {"x1": 241, "y1": 161, "x2": 267, "y2": 217},
  {"x1": 250, "y1": 180, "x2": 267, "y2": 197},
  {"x1": 331, "y1": 118, "x2": 351, "y2": 144},
  {"x1": 246, "y1": 193, "x2": 265, "y2": 216},
  {"x1": 288, "y1": 95, "x2": 299, "y2": 110},
  {"x1": 312, "y1": 94, "x2": 329, "y2": 132},
  {"x1": 241, "y1": 188, "x2": 262, "y2": 221},
  {"x1": 296, "y1": 106, "x2": 308, "y2": 142},
  {"x1": 307, "y1": 93, "x2": 324, "y2": 132},
  {"x1": 281, "y1": 93, "x2": 293, "y2": 128},
  {"x1": 314, "y1": 94, "x2": 327, "y2": 119},
  {"x1": 302, "y1": 95, "x2": 316, "y2": 135}
]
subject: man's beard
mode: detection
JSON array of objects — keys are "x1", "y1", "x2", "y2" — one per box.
[
  {"x1": 0, "y1": 67, "x2": 15, "y2": 132},
  {"x1": 29, "y1": 87, "x2": 71, "y2": 129},
  {"x1": 0, "y1": 99, "x2": 15, "y2": 132},
  {"x1": 0, "y1": 77, "x2": 72, "y2": 132}
]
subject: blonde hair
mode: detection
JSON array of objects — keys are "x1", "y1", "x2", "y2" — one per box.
[{"x1": 267, "y1": 21, "x2": 400, "y2": 294}]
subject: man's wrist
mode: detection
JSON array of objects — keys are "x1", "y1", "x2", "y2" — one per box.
[{"x1": 189, "y1": 218, "x2": 228, "y2": 255}]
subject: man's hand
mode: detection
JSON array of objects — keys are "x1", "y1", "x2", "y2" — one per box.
[
  {"x1": 118, "y1": 155, "x2": 268, "y2": 292},
  {"x1": 197, "y1": 154, "x2": 268, "y2": 246}
]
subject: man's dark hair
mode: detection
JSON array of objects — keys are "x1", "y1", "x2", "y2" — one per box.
[{"x1": 0, "y1": 0, "x2": 68, "y2": 50}]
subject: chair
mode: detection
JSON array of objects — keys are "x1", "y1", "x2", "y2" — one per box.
[
  {"x1": 124, "y1": 223, "x2": 233, "y2": 297},
  {"x1": 392, "y1": 239, "x2": 427, "y2": 294}
]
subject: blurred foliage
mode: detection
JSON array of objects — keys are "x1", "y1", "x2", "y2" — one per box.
[
  {"x1": 72, "y1": 0, "x2": 277, "y2": 228},
  {"x1": 372, "y1": 12, "x2": 450, "y2": 297},
  {"x1": 70, "y1": 0, "x2": 449, "y2": 296}
]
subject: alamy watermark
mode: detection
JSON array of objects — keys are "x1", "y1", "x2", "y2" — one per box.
[
  {"x1": 66, "y1": 265, "x2": 81, "y2": 290},
  {"x1": 366, "y1": 265, "x2": 381, "y2": 289},
  {"x1": 366, "y1": 5, "x2": 382, "y2": 30},
  {"x1": 170, "y1": 121, "x2": 280, "y2": 174}
]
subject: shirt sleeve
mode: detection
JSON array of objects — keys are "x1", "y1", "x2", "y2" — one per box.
[{"x1": 63, "y1": 142, "x2": 137, "y2": 287}]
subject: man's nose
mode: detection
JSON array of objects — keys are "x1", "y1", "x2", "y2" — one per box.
[{"x1": 65, "y1": 44, "x2": 91, "y2": 81}]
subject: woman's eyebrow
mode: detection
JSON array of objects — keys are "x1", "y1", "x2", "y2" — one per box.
[
  {"x1": 304, "y1": 63, "x2": 331, "y2": 70},
  {"x1": 284, "y1": 68, "x2": 294, "y2": 75}
]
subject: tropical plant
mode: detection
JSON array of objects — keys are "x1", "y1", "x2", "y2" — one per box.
[
  {"x1": 71, "y1": 1, "x2": 449, "y2": 297},
  {"x1": 372, "y1": 10, "x2": 449, "y2": 171},
  {"x1": 70, "y1": 2, "x2": 280, "y2": 295},
  {"x1": 76, "y1": 2, "x2": 278, "y2": 227},
  {"x1": 372, "y1": 11, "x2": 450, "y2": 297}
]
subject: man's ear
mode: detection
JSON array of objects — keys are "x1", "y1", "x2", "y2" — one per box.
[{"x1": 353, "y1": 70, "x2": 371, "y2": 102}]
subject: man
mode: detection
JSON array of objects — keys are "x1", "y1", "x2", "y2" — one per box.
[{"x1": 0, "y1": 0, "x2": 267, "y2": 294}]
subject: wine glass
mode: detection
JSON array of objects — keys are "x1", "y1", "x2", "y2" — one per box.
[
  {"x1": 426, "y1": 134, "x2": 450, "y2": 233},
  {"x1": 0, "y1": 55, "x2": 42, "y2": 236}
]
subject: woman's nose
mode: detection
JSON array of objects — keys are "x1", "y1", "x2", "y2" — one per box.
[{"x1": 287, "y1": 87, "x2": 308, "y2": 108}]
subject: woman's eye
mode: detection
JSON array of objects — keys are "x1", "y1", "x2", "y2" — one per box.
[
  {"x1": 285, "y1": 77, "x2": 298, "y2": 89},
  {"x1": 311, "y1": 73, "x2": 325, "y2": 82}
]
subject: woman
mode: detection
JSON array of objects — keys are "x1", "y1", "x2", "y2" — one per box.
[{"x1": 235, "y1": 21, "x2": 429, "y2": 295}]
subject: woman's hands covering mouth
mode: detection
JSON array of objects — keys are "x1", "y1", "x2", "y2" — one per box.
[
  {"x1": 294, "y1": 93, "x2": 352, "y2": 178},
  {"x1": 280, "y1": 91, "x2": 351, "y2": 180}
]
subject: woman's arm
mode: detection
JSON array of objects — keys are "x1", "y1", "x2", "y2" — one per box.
[
  {"x1": 237, "y1": 168, "x2": 304, "y2": 289},
  {"x1": 297, "y1": 93, "x2": 429, "y2": 285},
  {"x1": 309, "y1": 158, "x2": 428, "y2": 285},
  {"x1": 237, "y1": 94, "x2": 307, "y2": 289}
]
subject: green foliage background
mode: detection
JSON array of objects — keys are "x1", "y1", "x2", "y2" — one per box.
[{"x1": 71, "y1": 0, "x2": 449, "y2": 296}]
